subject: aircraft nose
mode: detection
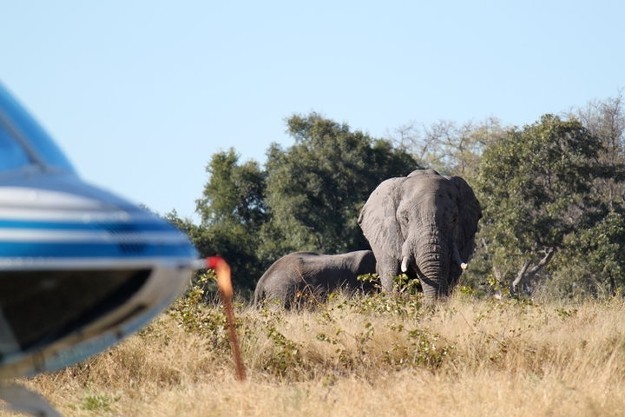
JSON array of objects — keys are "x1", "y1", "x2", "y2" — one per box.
[{"x1": 0, "y1": 179, "x2": 199, "y2": 378}]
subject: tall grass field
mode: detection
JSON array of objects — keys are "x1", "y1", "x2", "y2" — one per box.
[{"x1": 3, "y1": 292, "x2": 625, "y2": 416}]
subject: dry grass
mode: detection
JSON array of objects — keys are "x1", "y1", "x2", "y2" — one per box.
[{"x1": 3, "y1": 294, "x2": 625, "y2": 416}]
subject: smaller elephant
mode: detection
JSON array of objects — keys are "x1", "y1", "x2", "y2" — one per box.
[{"x1": 253, "y1": 250, "x2": 377, "y2": 309}]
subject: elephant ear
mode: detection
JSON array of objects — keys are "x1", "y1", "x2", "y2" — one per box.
[
  {"x1": 449, "y1": 176, "x2": 482, "y2": 261},
  {"x1": 358, "y1": 177, "x2": 404, "y2": 258}
]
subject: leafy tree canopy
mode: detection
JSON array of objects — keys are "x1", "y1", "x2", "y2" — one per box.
[
  {"x1": 196, "y1": 148, "x2": 268, "y2": 229},
  {"x1": 262, "y1": 113, "x2": 419, "y2": 258},
  {"x1": 475, "y1": 114, "x2": 615, "y2": 293},
  {"x1": 190, "y1": 149, "x2": 268, "y2": 291}
]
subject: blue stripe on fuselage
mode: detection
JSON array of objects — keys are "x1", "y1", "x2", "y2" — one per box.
[
  {"x1": 0, "y1": 241, "x2": 196, "y2": 258},
  {"x1": 0, "y1": 218, "x2": 177, "y2": 232}
]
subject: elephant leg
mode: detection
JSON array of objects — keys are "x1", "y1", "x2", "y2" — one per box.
[{"x1": 380, "y1": 274, "x2": 394, "y2": 292}]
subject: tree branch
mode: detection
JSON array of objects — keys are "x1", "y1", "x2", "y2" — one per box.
[{"x1": 511, "y1": 248, "x2": 556, "y2": 294}]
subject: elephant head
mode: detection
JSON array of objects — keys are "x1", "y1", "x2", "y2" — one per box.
[{"x1": 358, "y1": 169, "x2": 481, "y2": 302}]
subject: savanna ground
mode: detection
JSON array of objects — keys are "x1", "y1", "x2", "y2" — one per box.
[{"x1": 3, "y1": 291, "x2": 625, "y2": 417}]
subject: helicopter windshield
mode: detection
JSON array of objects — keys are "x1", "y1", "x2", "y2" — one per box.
[{"x1": 0, "y1": 84, "x2": 76, "y2": 175}]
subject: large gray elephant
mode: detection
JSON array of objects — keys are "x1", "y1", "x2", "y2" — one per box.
[
  {"x1": 358, "y1": 169, "x2": 481, "y2": 302},
  {"x1": 253, "y1": 250, "x2": 377, "y2": 309}
]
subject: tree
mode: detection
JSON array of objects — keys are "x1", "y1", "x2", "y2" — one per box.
[
  {"x1": 196, "y1": 149, "x2": 267, "y2": 228},
  {"x1": 261, "y1": 112, "x2": 420, "y2": 259},
  {"x1": 539, "y1": 92, "x2": 625, "y2": 298},
  {"x1": 546, "y1": 211, "x2": 625, "y2": 299},
  {"x1": 476, "y1": 115, "x2": 611, "y2": 294},
  {"x1": 572, "y1": 91, "x2": 625, "y2": 210},
  {"x1": 390, "y1": 117, "x2": 505, "y2": 179},
  {"x1": 193, "y1": 149, "x2": 268, "y2": 291}
]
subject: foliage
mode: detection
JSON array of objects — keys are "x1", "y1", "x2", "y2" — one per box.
[
  {"x1": 78, "y1": 392, "x2": 119, "y2": 412},
  {"x1": 167, "y1": 269, "x2": 233, "y2": 351},
  {"x1": 573, "y1": 91, "x2": 625, "y2": 210},
  {"x1": 196, "y1": 149, "x2": 268, "y2": 228},
  {"x1": 192, "y1": 149, "x2": 268, "y2": 291},
  {"x1": 474, "y1": 114, "x2": 620, "y2": 295},
  {"x1": 545, "y1": 211, "x2": 625, "y2": 299},
  {"x1": 261, "y1": 112, "x2": 419, "y2": 258}
]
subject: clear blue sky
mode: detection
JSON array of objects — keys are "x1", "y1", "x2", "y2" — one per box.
[{"x1": 2, "y1": 1, "x2": 623, "y2": 221}]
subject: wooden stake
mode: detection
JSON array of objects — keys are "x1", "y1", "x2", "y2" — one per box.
[{"x1": 207, "y1": 256, "x2": 246, "y2": 381}]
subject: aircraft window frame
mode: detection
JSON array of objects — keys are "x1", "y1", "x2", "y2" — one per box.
[
  {"x1": 0, "y1": 112, "x2": 42, "y2": 174},
  {"x1": 0, "y1": 85, "x2": 76, "y2": 176}
]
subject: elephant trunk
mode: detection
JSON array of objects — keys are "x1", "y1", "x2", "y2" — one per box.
[{"x1": 411, "y1": 234, "x2": 451, "y2": 301}]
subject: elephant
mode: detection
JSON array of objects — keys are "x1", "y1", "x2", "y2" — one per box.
[
  {"x1": 253, "y1": 250, "x2": 377, "y2": 309},
  {"x1": 358, "y1": 169, "x2": 481, "y2": 302}
]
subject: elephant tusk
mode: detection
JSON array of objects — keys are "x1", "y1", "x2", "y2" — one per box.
[
  {"x1": 401, "y1": 256, "x2": 409, "y2": 273},
  {"x1": 453, "y1": 244, "x2": 468, "y2": 270}
]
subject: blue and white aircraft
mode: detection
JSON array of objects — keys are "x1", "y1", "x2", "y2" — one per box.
[{"x1": 0, "y1": 83, "x2": 200, "y2": 416}]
